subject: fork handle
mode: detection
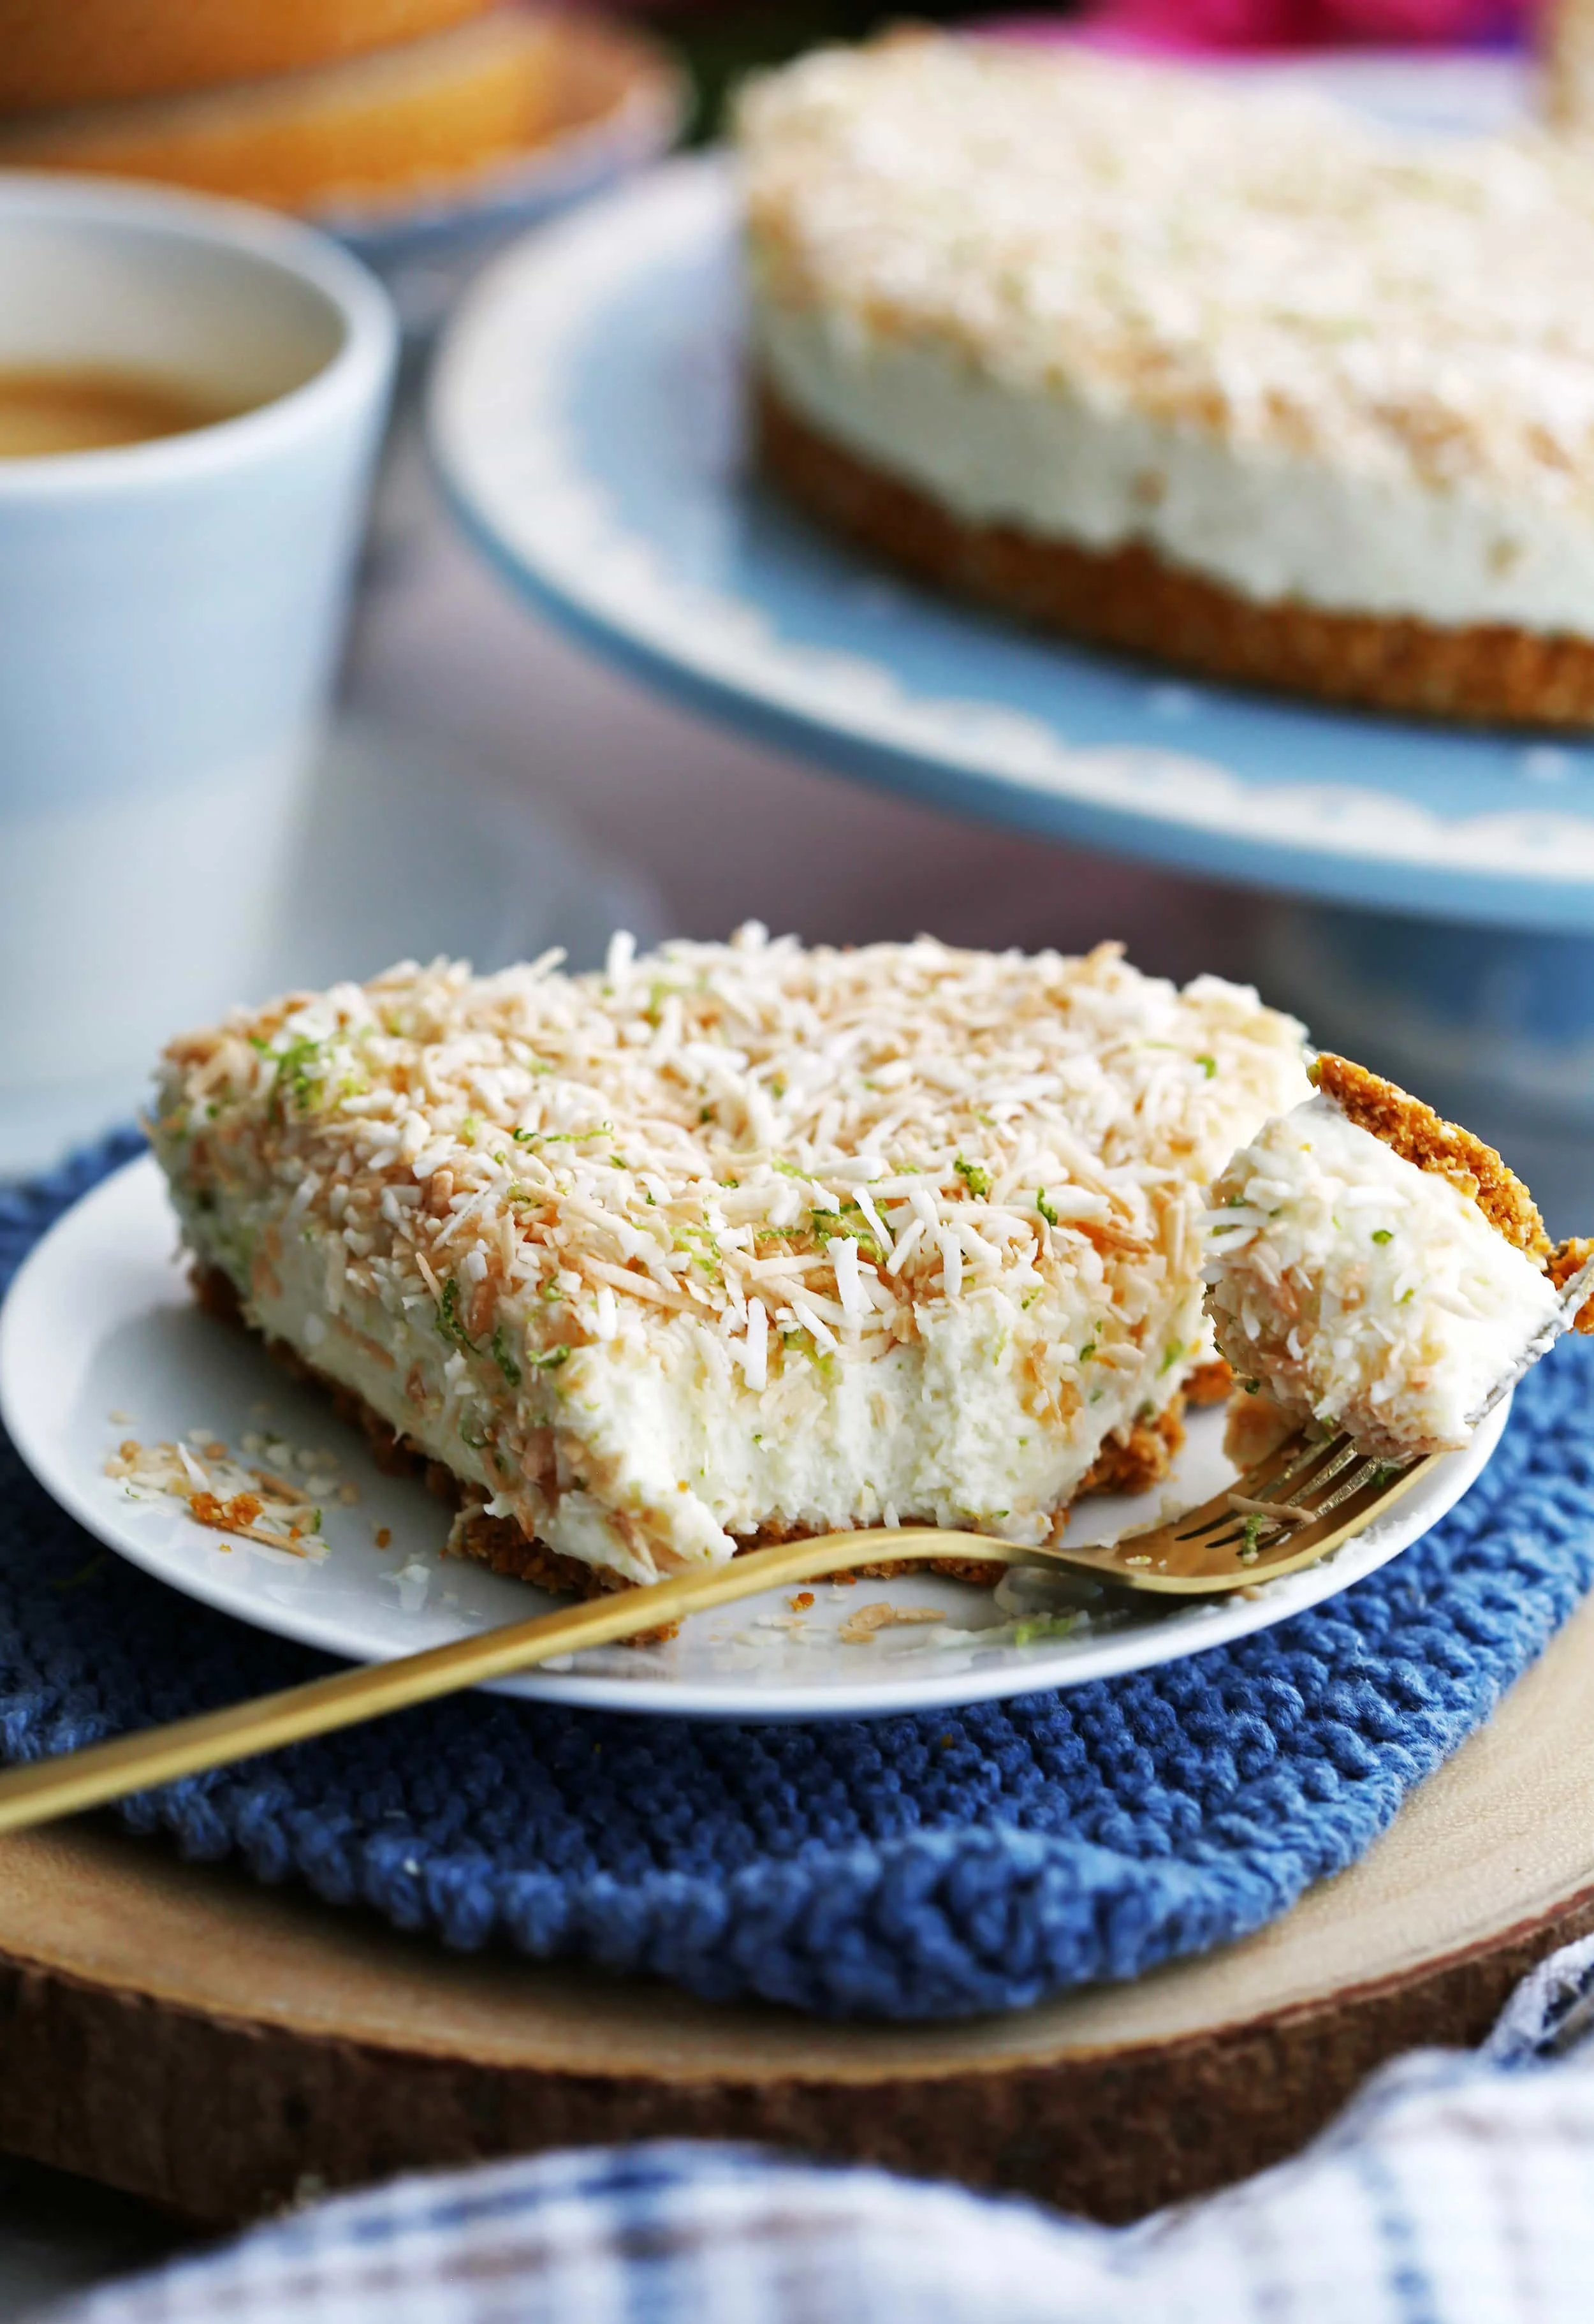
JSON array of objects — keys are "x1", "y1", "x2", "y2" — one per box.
[{"x1": 0, "y1": 1529, "x2": 1024, "y2": 1837}]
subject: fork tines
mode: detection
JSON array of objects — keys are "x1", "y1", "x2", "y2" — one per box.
[{"x1": 1187, "y1": 1427, "x2": 1412, "y2": 1563}]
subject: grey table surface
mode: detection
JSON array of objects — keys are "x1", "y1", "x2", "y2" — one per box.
[{"x1": 0, "y1": 2161, "x2": 187, "y2": 2319}]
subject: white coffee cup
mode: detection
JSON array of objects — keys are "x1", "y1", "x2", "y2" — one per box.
[{"x1": 0, "y1": 172, "x2": 396, "y2": 1172}]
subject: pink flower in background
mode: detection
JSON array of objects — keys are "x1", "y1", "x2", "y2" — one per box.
[
  {"x1": 1074, "y1": 0, "x2": 1307, "y2": 45},
  {"x1": 1000, "y1": 0, "x2": 1528, "y2": 51},
  {"x1": 1323, "y1": 0, "x2": 1520, "y2": 40}
]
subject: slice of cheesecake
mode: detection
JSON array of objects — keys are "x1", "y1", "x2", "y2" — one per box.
[
  {"x1": 150, "y1": 929, "x2": 1310, "y2": 1596},
  {"x1": 1204, "y1": 1054, "x2": 1590, "y2": 1462}
]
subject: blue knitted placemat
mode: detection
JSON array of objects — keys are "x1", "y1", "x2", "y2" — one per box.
[{"x1": 4, "y1": 1135, "x2": 1594, "y2": 2021}]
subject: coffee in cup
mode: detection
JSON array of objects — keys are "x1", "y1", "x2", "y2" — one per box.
[{"x1": 0, "y1": 364, "x2": 247, "y2": 457}]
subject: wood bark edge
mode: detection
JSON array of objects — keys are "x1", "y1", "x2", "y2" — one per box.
[{"x1": 3, "y1": 1885, "x2": 1590, "y2": 2230}]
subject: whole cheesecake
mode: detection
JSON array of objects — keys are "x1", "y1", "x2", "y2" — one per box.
[{"x1": 738, "y1": 35, "x2": 1594, "y2": 728}]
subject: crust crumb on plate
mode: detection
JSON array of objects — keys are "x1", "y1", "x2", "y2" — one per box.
[{"x1": 1183, "y1": 1357, "x2": 1234, "y2": 1408}]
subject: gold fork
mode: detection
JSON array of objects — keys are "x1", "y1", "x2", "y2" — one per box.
[{"x1": 0, "y1": 1419, "x2": 1432, "y2": 1837}]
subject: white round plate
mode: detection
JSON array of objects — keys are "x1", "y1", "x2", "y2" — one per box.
[{"x1": 1, "y1": 1156, "x2": 1509, "y2": 1722}]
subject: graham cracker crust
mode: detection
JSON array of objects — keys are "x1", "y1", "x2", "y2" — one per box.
[
  {"x1": 1549, "y1": 1237, "x2": 1594, "y2": 1335},
  {"x1": 193, "y1": 1265, "x2": 1188, "y2": 1629},
  {"x1": 1311, "y1": 1052, "x2": 1594, "y2": 1333},
  {"x1": 755, "y1": 379, "x2": 1594, "y2": 731},
  {"x1": 1310, "y1": 1054, "x2": 1551, "y2": 1259}
]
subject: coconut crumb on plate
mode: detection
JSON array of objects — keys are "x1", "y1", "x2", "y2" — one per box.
[
  {"x1": 837, "y1": 1600, "x2": 948, "y2": 1645},
  {"x1": 105, "y1": 1427, "x2": 337, "y2": 1558}
]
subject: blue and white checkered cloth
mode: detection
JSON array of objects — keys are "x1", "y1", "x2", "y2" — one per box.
[{"x1": 49, "y1": 1935, "x2": 1594, "y2": 2324}]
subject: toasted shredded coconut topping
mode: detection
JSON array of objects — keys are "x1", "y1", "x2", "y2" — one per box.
[
  {"x1": 739, "y1": 36, "x2": 1594, "y2": 505},
  {"x1": 105, "y1": 1427, "x2": 347, "y2": 1557},
  {"x1": 152, "y1": 930, "x2": 1308, "y2": 1580}
]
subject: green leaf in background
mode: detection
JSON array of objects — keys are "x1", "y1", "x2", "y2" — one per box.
[{"x1": 664, "y1": 0, "x2": 1005, "y2": 140}]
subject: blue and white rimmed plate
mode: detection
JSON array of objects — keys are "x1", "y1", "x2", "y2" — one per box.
[
  {"x1": 429, "y1": 152, "x2": 1594, "y2": 933},
  {"x1": 0, "y1": 1155, "x2": 1509, "y2": 1721}
]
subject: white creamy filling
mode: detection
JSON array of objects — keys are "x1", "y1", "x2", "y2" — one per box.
[
  {"x1": 186, "y1": 1200, "x2": 1205, "y2": 1586},
  {"x1": 1203, "y1": 1098, "x2": 1558, "y2": 1455},
  {"x1": 754, "y1": 296, "x2": 1594, "y2": 636},
  {"x1": 541, "y1": 1275, "x2": 1205, "y2": 1572}
]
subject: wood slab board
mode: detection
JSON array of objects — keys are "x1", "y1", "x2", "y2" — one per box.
[{"x1": 3, "y1": 1594, "x2": 1594, "y2": 2230}]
